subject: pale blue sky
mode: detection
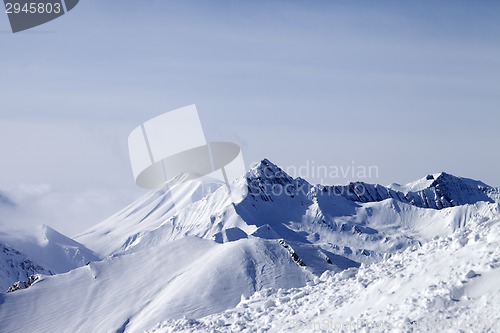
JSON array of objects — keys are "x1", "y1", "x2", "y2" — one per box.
[{"x1": 0, "y1": 1, "x2": 499, "y2": 233}]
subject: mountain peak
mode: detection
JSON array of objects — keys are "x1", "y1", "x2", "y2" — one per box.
[
  {"x1": 248, "y1": 158, "x2": 294, "y2": 182},
  {"x1": 429, "y1": 172, "x2": 491, "y2": 190},
  {"x1": 391, "y1": 172, "x2": 492, "y2": 194},
  {"x1": 250, "y1": 158, "x2": 281, "y2": 172}
]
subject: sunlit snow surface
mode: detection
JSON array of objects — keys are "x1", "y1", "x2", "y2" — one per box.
[
  {"x1": 0, "y1": 159, "x2": 498, "y2": 333},
  {"x1": 150, "y1": 216, "x2": 500, "y2": 333},
  {"x1": 0, "y1": 225, "x2": 98, "y2": 291}
]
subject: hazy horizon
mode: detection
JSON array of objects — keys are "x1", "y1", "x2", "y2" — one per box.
[{"x1": 1, "y1": 0, "x2": 499, "y2": 234}]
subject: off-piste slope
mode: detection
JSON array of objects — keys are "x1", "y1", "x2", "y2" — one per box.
[{"x1": 0, "y1": 159, "x2": 498, "y2": 333}]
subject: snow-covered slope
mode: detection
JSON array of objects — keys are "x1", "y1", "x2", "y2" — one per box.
[
  {"x1": 76, "y1": 176, "x2": 224, "y2": 256},
  {"x1": 150, "y1": 215, "x2": 500, "y2": 333},
  {"x1": 0, "y1": 225, "x2": 99, "y2": 274},
  {"x1": 0, "y1": 159, "x2": 499, "y2": 333},
  {"x1": 0, "y1": 242, "x2": 49, "y2": 292},
  {"x1": 0, "y1": 236, "x2": 312, "y2": 333},
  {"x1": 77, "y1": 159, "x2": 499, "y2": 266},
  {"x1": 337, "y1": 171, "x2": 496, "y2": 209},
  {"x1": 0, "y1": 189, "x2": 99, "y2": 291}
]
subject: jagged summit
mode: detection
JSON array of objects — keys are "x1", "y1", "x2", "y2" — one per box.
[
  {"x1": 247, "y1": 159, "x2": 497, "y2": 210},
  {"x1": 392, "y1": 172, "x2": 492, "y2": 193},
  {"x1": 244, "y1": 159, "x2": 310, "y2": 203},
  {"x1": 427, "y1": 172, "x2": 495, "y2": 205},
  {"x1": 248, "y1": 158, "x2": 296, "y2": 182},
  {"x1": 387, "y1": 172, "x2": 497, "y2": 209},
  {"x1": 0, "y1": 241, "x2": 50, "y2": 291},
  {"x1": 250, "y1": 158, "x2": 277, "y2": 171},
  {"x1": 0, "y1": 225, "x2": 99, "y2": 275},
  {"x1": 2, "y1": 158, "x2": 499, "y2": 333}
]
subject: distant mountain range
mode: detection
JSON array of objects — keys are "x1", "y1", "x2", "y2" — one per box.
[{"x1": 0, "y1": 159, "x2": 498, "y2": 333}]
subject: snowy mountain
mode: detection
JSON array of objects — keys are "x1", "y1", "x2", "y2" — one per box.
[
  {"x1": 151, "y1": 214, "x2": 500, "y2": 333},
  {"x1": 77, "y1": 160, "x2": 498, "y2": 264},
  {"x1": 0, "y1": 159, "x2": 498, "y2": 333},
  {"x1": 0, "y1": 225, "x2": 99, "y2": 293},
  {"x1": 333, "y1": 171, "x2": 496, "y2": 209},
  {"x1": 0, "y1": 225, "x2": 99, "y2": 274},
  {"x1": 0, "y1": 241, "x2": 49, "y2": 291}
]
